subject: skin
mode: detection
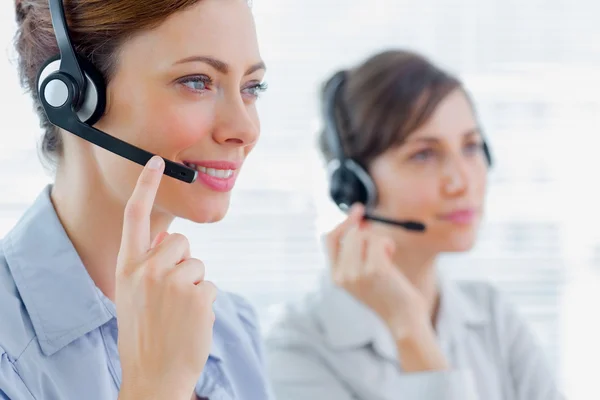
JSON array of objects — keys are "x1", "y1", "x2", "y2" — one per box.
[
  {"x1": 51, "y1": 0, "x2": 266, "y2": 301},
  {"x1": 45, "y1": 0, "x2": 265, "y2": 398},
  {"x1": 326, "y1": 88, "x2": 489, "y2": 371}
]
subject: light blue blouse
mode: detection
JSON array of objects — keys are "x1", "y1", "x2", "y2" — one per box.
[{"x1": 0, "y1": 185, "x2": 274, "y2": 400}]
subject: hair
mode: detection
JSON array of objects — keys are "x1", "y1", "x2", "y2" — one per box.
[
  {"x1": 13, "y1": 0, "x2": 203, "y2": 169},
  {"x1": 318, "y1": 49, "x2": 468, "y2": 169}
]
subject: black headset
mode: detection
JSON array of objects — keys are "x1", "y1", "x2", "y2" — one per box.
[
  {"x1": 322, "y1": 70, "x2": 492, "y2": 232},
  {"x1": 36, "y1": 0, "x2": 197, "y2": 183}
]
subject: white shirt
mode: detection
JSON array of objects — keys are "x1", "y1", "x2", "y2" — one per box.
[{"x1": 264, "y1": 274, "x2": 564, "y2": 400}]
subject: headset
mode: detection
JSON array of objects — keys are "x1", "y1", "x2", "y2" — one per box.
[
  {"x1": 36, "y1": 0, "x2": 197, "y2": 183},
  {"x1": 322, "y1": 70, "x2": 492, "y2": 232}
]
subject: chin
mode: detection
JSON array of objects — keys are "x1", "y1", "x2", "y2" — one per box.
[
  {"x1": 174, "y1": 193, "x2": 232, "y2": 224},
  {"x1": 438, "y1": 232, "x2": 478, "y2": 253}
]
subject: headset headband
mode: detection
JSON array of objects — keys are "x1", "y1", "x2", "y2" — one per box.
[{"x1": 322, "y1": 71, "x2": 350, "y2": 162}]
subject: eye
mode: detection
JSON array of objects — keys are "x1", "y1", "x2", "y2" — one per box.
[
  {"x1": 242, "y1": 81, "x2": 268, "y2": 99},
  {"x1": 177, "y1": 74, "x2": 213, "y2": 92},
  {"x1": 465, "y1": 141, "x2": 484, "y2": 154},
  {"x1": 411, "y1": 148, "x2": 436, "y2": 162}
]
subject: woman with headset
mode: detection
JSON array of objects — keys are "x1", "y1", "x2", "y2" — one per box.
[
  {"x1": 1, "y1": 0, "x2": 272, "y2": 399},
  {"x1": 265, "y1": 50, "x2": 564, "y2": 400}
]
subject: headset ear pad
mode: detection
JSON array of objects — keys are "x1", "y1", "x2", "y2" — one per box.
[
  {"x1": 329, "y1": 164, "x2": 369, "y2": 210},
  {"x1": 36, "y1": 53, "x2": 107, "y2": 126}
]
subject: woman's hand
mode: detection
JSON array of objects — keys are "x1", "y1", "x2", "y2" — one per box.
[
  {"x1": 325, "y1": 204, "x2": 448, "y2": 371},
  {"x1": 115, "y1": 156, "x2": 217, "y2": 400}
]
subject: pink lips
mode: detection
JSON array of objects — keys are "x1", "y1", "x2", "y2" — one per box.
[
  {"x1": 439, "y1": 208, "x2": 477, "y2": 224},
  {"x1": 183, "y1": 160, "x2": 242, "y2": 193}
]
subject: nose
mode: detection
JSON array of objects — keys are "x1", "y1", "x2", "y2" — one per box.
[
  {"x1": 212, "y1": 93, "x2": 260, "y2": 147},
  {"x1": 441, "y1": 153, "x2": 470, "y2": 196}
]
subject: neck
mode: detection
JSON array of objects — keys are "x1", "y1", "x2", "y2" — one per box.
[
  {"x1": 391, "y1": 247, "x2": 441, "y2": 327},
  {"x1": 50, "y1": 153, "x2": 174, "y2": 302}
]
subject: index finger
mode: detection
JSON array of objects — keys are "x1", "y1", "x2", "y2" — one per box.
[
  {"x1": 118, "y1": 156, "x2": 165, "y2": 264},
  {"x1": 325, "y1": 203, "x2": 365, "y2": 263}
]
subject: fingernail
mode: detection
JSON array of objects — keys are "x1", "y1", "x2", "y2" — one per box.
[
  {"x1": 351, "y1": 203, "x2": 364, "y2": 216},
  {"x1": 147, "y1": 156, "x2": 163, "y2": 170}
]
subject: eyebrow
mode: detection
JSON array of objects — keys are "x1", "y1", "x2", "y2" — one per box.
[
  {"x1": 174, "y1": 55, "x2": 266, "y2": 76},
  {"x1": 406, "y1": 128, "x2": 481, "y2": 144}
]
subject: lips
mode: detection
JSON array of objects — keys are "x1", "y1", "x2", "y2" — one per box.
[
  {"x1": 182, "y1": 160, "x2": 242, "y2": 192},
  {"x1": 439, "y1": 208, "x2": 477, "y2": 224}
]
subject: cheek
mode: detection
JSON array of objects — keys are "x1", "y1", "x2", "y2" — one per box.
[
  {"x1": 476, "y1": 168, "x2": 488, "y2": 195},
  {"x1": 91, "y1": 89, "x2": 218, "y2": 205},
  {"x1": 245, "y1": 107, "x2": 260, "y2": 154},
  {"x1": 102, "y1": 81, "x2": 216, "y2": 158},
  {"x1": 376, "y1": 176, "x2": 439, "y2": 217},
  {"x1": 133, "y1": 100, "x2": 216, "y2": 157}
]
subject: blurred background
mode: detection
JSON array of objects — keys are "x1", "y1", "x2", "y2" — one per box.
[{"x1": 1, "y1": 1, "x2": 599, "y2": 398}]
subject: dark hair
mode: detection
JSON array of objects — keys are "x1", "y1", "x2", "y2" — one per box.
[
  {"x1": 318, "y1": 49, "x2": 465, "y2": 169},
  {"x1": 13, "y1": 0, "x2": 202, "y2": 169}
]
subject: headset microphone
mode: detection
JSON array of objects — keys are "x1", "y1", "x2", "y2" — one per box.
[
  {"x1": 363, "y1": 214, "x2": 426, "y2": 231},
  {"x1": 37, "y1": 0, "x2": 197, "y2": 183}
]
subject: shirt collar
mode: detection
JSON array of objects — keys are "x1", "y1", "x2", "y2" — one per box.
[
  {"x1": 2, "y1": 185, "x2": 114, "y2": 356},
  {"x1": 314, "y1": 271, "x2": 490, "y2": 363},
  {"x1": 436, "y1": 274, "x2": 490, "y2": 333}
]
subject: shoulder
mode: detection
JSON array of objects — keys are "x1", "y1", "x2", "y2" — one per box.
[
  {"x1": 216, "y1": 291, "x2": 259, "y2": 326},
  {"x1": 453, "y1": 279, "x2": 521, "y2": 318},
  {"x1": 262, "y1": 294, "x2": 335, "y2": 384},
  {"x1": 225, "y1": 291, "x2": 260, "y2": 327},
  {"x1": 264, "y1": 290, "x2": 329, "y2": 351},
  {"x1": 0, "y1": 239, "x2": 37, "y2": 361},
  {"x1": 213, "y1": 290, "x2": 264, "y2": 345}
]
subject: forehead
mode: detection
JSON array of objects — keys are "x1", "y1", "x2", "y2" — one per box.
[
  {"x1": 409, "y1": 89, "x2": 478, "y2": 141},
  {"x1": 120, "y1": 0, "x2": 261, "y2": 73}
]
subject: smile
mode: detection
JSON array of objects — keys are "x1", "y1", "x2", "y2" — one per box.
[
  {"x1": 183, "y1": 162, "x2": 234, "y2": 179},
  {"x1": 182, "y1": 160, "x2": 240, "y2": 192}
]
